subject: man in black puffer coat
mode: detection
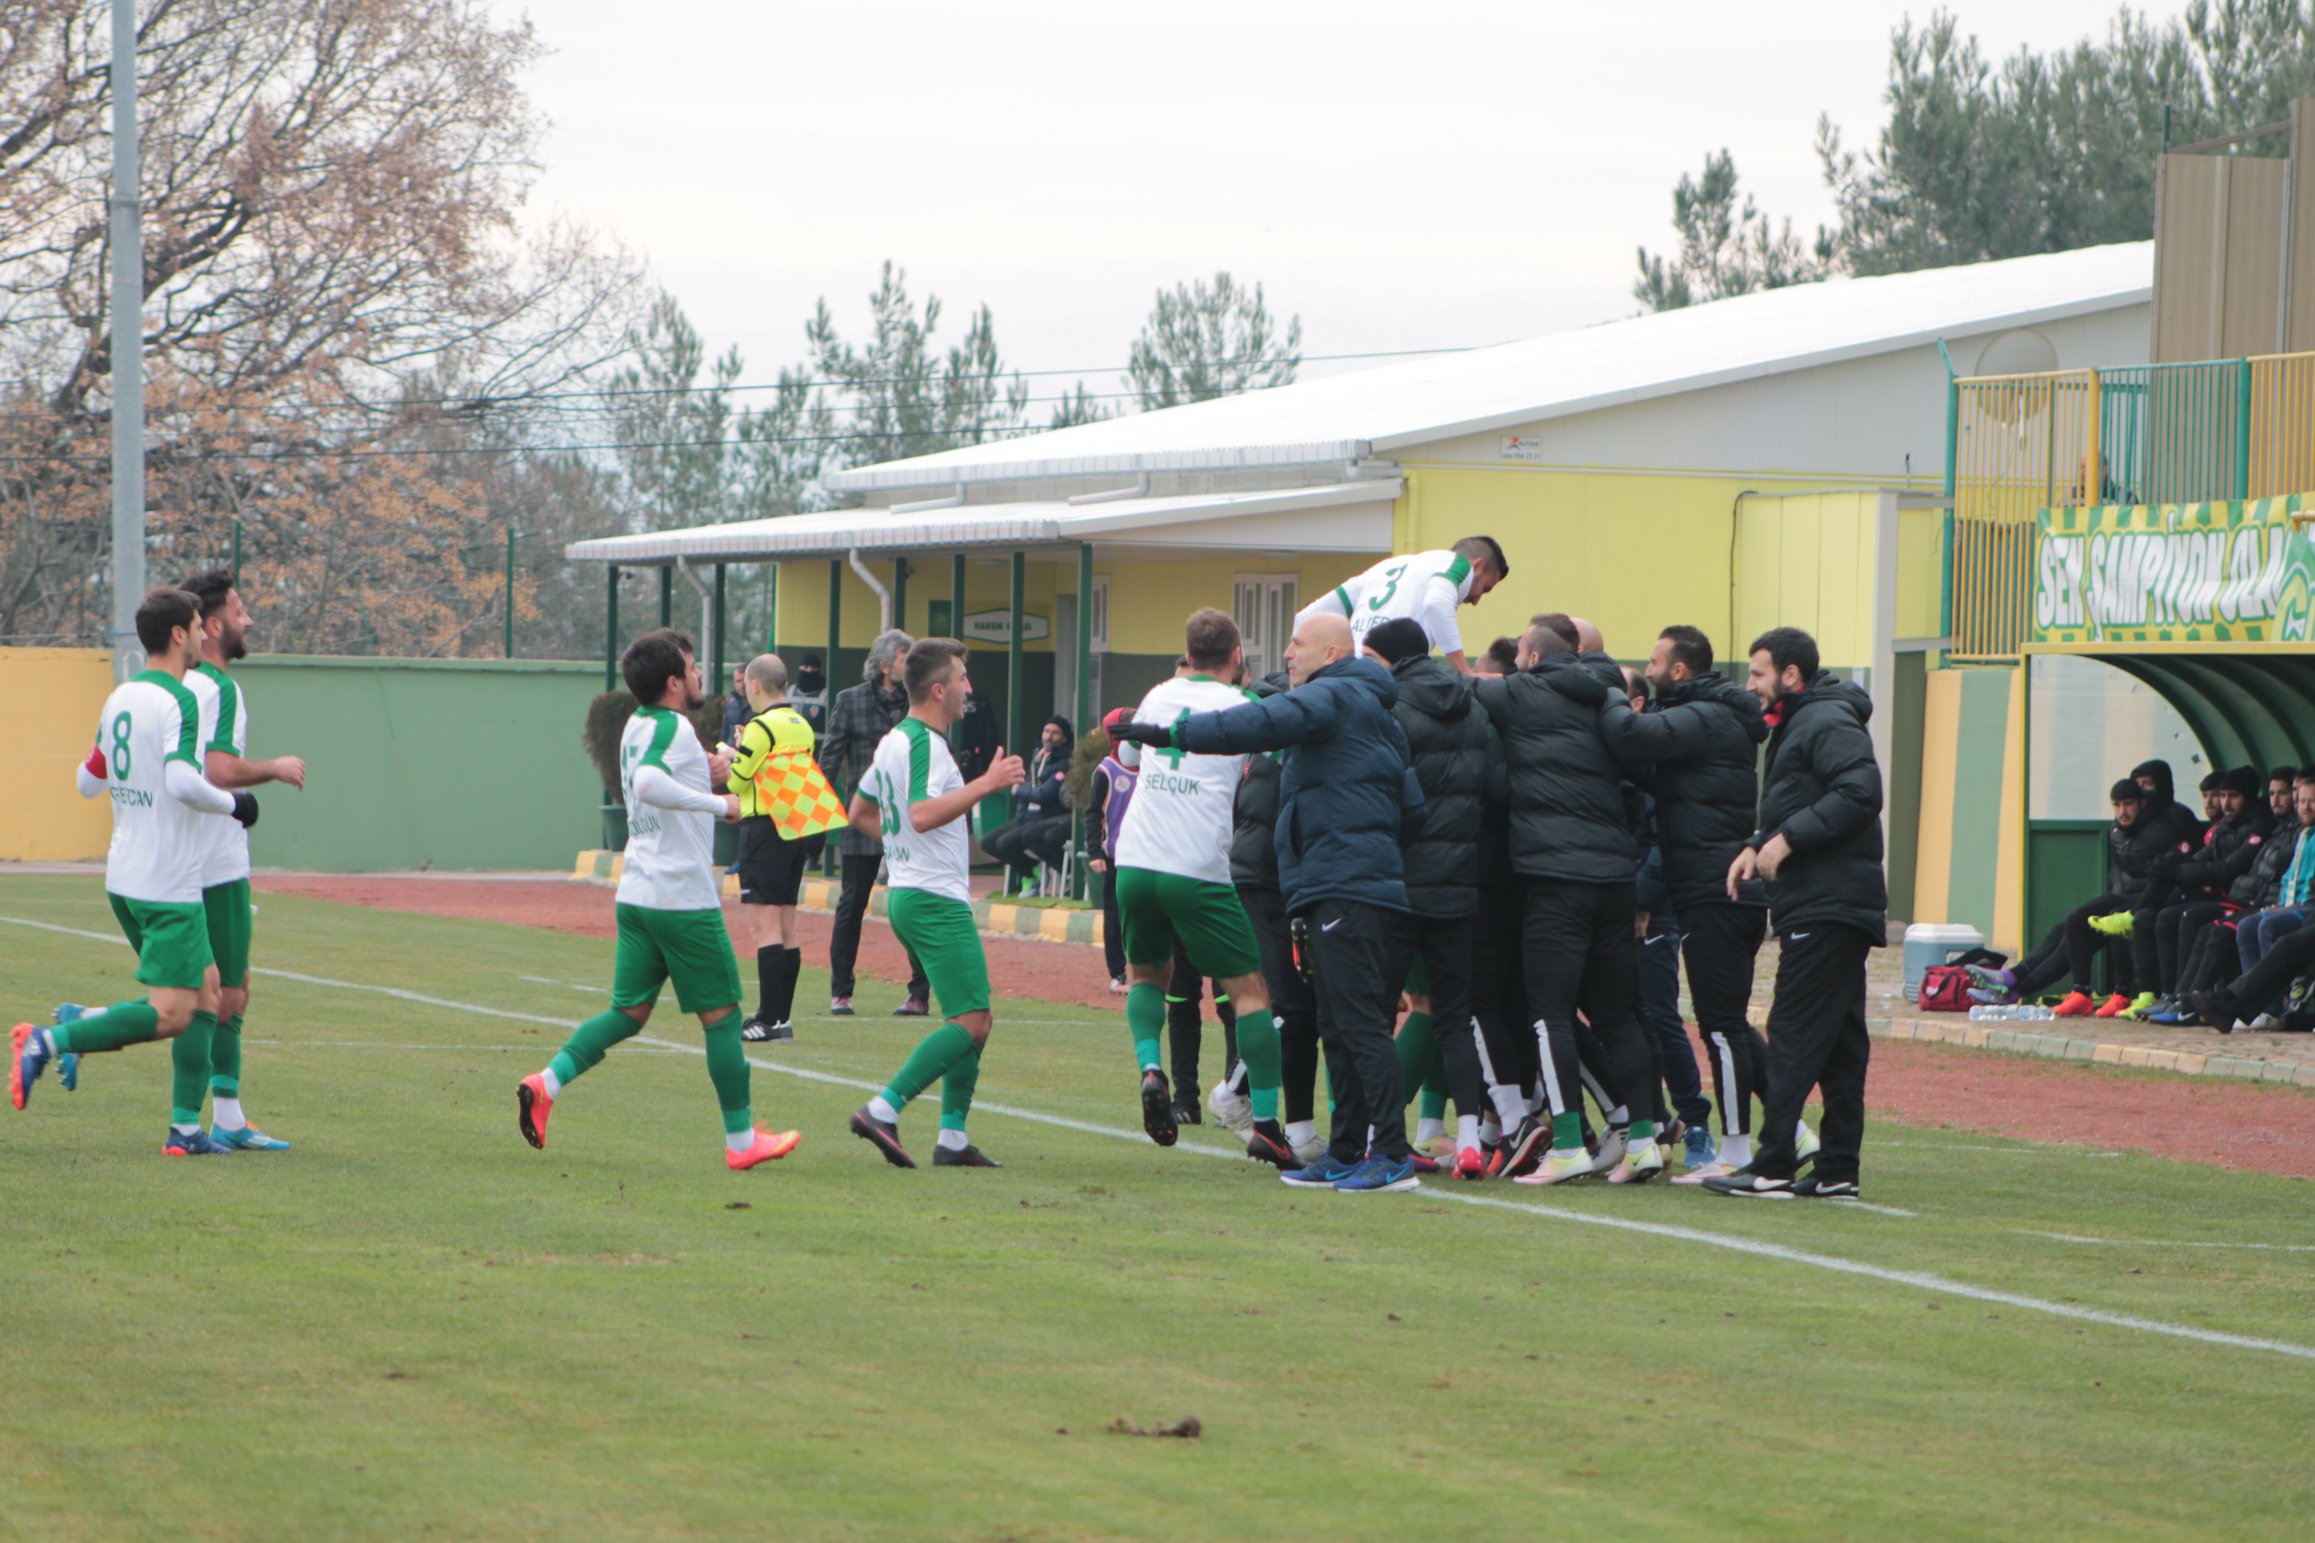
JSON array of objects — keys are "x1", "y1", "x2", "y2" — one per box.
[
  {"x1": 1599, "y1": 624, "x2": 1773, "y2": 1180},
  {"x1": 2122, "y1": 765, "x2": 2274, "y2": 1010},
  {"x1": 1122, "y1": 613, "x2": 1429, "y2": 1187},
  {"x1": 1366, "y1": 618, "x2": 1503, "y2": 1179},
  {"x1": 1471, "y1": 620, "x2": 1663, "y2": 1186},
  {"x1": 1707, "y1": 628, "x2": 1884, "y2": 1201}
]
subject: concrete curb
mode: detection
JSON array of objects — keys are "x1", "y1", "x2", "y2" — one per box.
[{"x1": 573, "y1": 850, "x2": 1105, "y2": 947}]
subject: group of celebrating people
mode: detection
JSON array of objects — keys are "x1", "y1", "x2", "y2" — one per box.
[{"x1": 1966, "y1": 759, "x2": 2315, "y2": 1032}]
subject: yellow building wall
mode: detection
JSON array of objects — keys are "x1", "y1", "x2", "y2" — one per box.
[
  {"x1": 1731, "y1": 491, "x2": 1882, "y2": 672},
  {"x1": 1895, "y1": 507, "x2": 1946, "y2": 640},
  {"x1": 0, "y1": 649, "x2": 119, "y2": 862}
]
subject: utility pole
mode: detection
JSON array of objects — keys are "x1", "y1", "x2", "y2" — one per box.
[{"x1": 108, "y1": 0, "x2": 145, "y2": 681}]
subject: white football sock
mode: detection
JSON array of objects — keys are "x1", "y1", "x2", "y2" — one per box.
[
  {"x1": 1488, "y1": 1084, "x2": 1526, "y2": 1130},
  {"x1": 726, "y1": 1128, "x2": 757, "y2": 1154},
  {"x1": 1606, "y1": 1104, "x2": 1629, "y2": 1127},
  {"x1": 1457, "y1": 1114, "x2": 1480, "y2": 1150},
  {"x1": 1479, "y1": 1116, "x2": 1501, "y2": 1145},
  {"x1": 540, "y1": 1068, "x2": 563, "y2": 1098},
  {"x1": 1414, "y1": 1116, "x2": 1446, "y2": 1146},
  {"x1": 211, "y1": 1095, "x2": 245, "y2": 1131},
  {"x1": 1721, "y1": 1133, "x2": 1752, "y2": 1168},
  {"x1": 936, "y1": 1128, "x2": 969, "y2": 1152},
  {"x1": 868, "y1": 1095, "x2": 900, "y2": 1125},
  {"x1": 1284, "y1": 1120, "x2": 1316, "y2": 1145}
]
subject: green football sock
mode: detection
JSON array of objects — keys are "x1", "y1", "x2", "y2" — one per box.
[
  {"x1": 50, "y1": 999, "x2": 159, "y2": 1055},
  {"x1": 1551, "y1": 1110, "x2": 1584, "y2": 1150},
  {"x1": 172, "y1": 1011, "x2": 217, "y2": 1126},
  {"x1": 1395, "y1": 1011, "x2": 1434, "y2": 1105},
  {"x1": 1126, "y1": 983, "x2": 1164, "y2": 1072},
  {"x1": 1628, "y1": 1117, "x2": 1656, "y2": 1144},
  {"x1": 209, "y1": 1013, "x2": 243, "y2": 1097},
  {"x1": 548, "y1": 1008, "x2": 641, "y2": 1087},
  {"x1": 882, "y1": 1020, "x2": 976, "y2": 1112},
  {"x1": 939, "y1": 1043, "x2": 983, "y2": 1131},
  {"x1": 702, "y1": 1016, "x2": 752, "y2": 1135},
  {"x1": 1419, "y1": 1041, "x2": 1448, "y2": 1123},
  {"x1": 1235, "y1": 1008, "x2": 1281, "y2": 1120}
]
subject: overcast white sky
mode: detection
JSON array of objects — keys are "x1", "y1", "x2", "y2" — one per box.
[{"x1": 491, "y1": 0, "x2": 2151, "y2": 401}]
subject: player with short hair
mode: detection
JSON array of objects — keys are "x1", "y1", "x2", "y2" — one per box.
[
  {"x1": 846, "y1": 639, "x2": 1025, "y2": 1169},
  {"x1": 516, "y1": 629, "x2": 800, "y2": 1171},
  {"x1": 1295, "y1": 536, "x2": 1509, "y2": 674},
  {"x1": 1104, "y1": 609, "x2": 1295, "y2": 1168},
  {"x1": 727, "y1": 652, "x2": 827, "y2": 1044},
  {"x1": 13, "y1": 588, "x2": 258, "y2": 1154}
]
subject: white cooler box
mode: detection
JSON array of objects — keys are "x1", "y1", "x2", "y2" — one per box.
[{"x1": 1903, "y1": 923, "x2": 1986, "y2": 1001}]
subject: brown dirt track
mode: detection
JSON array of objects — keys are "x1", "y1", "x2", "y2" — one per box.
[{"x1": 258, "y1": 874, "x2": 2315, "y2": 1180}]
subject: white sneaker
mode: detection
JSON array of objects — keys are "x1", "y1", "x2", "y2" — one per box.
[
  {"x1": 1606, "y1": 1143, "x2": 1664, "y2": 1185},
  {"x1": 1794, "y1": 1120, "x2": 1821, "y2": 1168},
  {"x1": 1513, "y1": 1148, "x2": 1594, "y2": 1186},
  {"x1": 1207, "y1": 1081, "x2": 1254, "y2": 1135},
  {"x1": 1671, "y1": 1159, "x2": 1738, "y2": 1187},
  {"x1": 2249, "y1": 1013, "x2": 2283, "y2": 1031},
  {"x1": 1290, "y1": 1133, "x2": 1328, "y2": 1167},
  {"x1": 1587, "y1": 1128, "x2": 1629, "y2": 1175}
]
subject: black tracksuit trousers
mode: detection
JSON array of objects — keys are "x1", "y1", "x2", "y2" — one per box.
[
  {"x1": 1242, "y1": 884, "x2": 1321, "y2": 1124},
  {"x1": 1682, "y1": 900, "x2": 1770, "y2": 1139},
  {"x1": 1469, "y1": 876, "x2": 1535, "y2": 1105},
  {"x1": 831, "y1": 852, "x2": 928, "y2": 1001},
  {"x1": 1300, "y1": 897, "x2": 1412, "y2": 1165},
  {"x1": 1165, "y1": 944, "x2": 1235, "y2": 1097},
  {"x1": 2146, "y1": 901, "x2": 2227, "y2": 994},
  {"x1": 1397, "y1": 911, "x2": 1486, "y2": 1120},
  {"x1": 2009, "y1": 893, "x2": 2133, "y2": 997},
  {"x1": 2222, "y1": 914, "x2": 2315, "y2": 1010},
  {"x1": 1522, "y1": 877, "x2": 1657, "y2": 1141},
  {"x1": 1639, "y1": 913, "x2": 1712, "y2": 1129},
  {"x1": 1752, "y1": 925, "x2": 1875, "y2": 1184}
]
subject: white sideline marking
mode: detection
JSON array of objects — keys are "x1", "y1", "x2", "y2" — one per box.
[
  {"x1": 9, "y1": 910, "x2": 2313, "y2": 1363},
  {"x1": 2020, "y1": 1230, "x2": 2315, "y2": 1254},
  {"x1": 1875, "y1": 1140, "x2": 2125, "y2": 1158},
  {"x1": 521, "y1": 976, "x2": 605, "y2": 994}
]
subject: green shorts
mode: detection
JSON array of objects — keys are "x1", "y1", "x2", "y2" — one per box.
[
  {"x1": 1115, "y1": 867, "x2": 1262, "y2": 980},
  {"x1": 610, "y1": 904, "x2": 743, "y2": 1016},
  {"x1": 203, "y1": 879, "x2": 253, "y2": 988},
  {"x1": 888, "y1": 889, "x2": 990, "y2": 1017},
  {"x1": 108, "y1": 893, "x2": 216, "y2": 992}
]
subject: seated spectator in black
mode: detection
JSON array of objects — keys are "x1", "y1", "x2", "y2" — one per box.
[
  {"x1": 981, "y1": 715, "x2": 1074, "y2": 894},
  {"x1": 2195, "y1": 769, "x2": 2225, "y2": 827},
  {"x1": 2152, "y1": 771, "x2": 2310, "y2": 1023},
  {"x1": 2270, "y1": 766, "x2": 2299, "y2": 828},
  {"x1": 1968, "y1": 778, "x2": 2191, "y2": 1017},
  {"x1": 2109, "y1": 766, "x2": 2273, "y2": 1018},
  {"x1": 2134, "y1": 757, "x2": 2204, "y2": 847}
]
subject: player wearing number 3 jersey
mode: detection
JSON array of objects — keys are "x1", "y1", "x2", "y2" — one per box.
[
  {"x1": 1104, "y1": 609, "x2": 1297, "y2": 1171},
  {"x1": 1296, "y1": 536, "x2": 1510, "y2": 675}
]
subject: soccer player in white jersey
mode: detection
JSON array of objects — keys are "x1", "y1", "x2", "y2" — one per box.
[
  {"x1": 846, "y1": 638, "x2": 1024, "y2": 1170},
  {"x1": 1295, "y1": 536, "x2": 1509, "y2": 674},
  {"x1": 12, "y1": 588, "x2": 258, "y2": 1154},
  {"x1": 517, "y1": 629, "x2": 801, "y2": 1172},
  {"x1": 1105, "y1": 609, "x2": 1297, "y2": 1168}
]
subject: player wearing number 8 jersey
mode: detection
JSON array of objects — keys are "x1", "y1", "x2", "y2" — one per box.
[
  {"x1": 1295, "y1": 536, "x2": 1509, "y2": 675},
  {"x1": 847, "y1": 638, "x2": 1025, "y2": 1170},
  {"x1": 1104, "y1": 610, "x2": 1296, "y2": 1169},
  {"x1": 13, "y1": 588, "x2": 256, "y2": 1155}
]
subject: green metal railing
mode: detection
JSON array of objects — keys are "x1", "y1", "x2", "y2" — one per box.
[{"x1": 2095, "y1": 360, "x2": 2248, "y2": 507}]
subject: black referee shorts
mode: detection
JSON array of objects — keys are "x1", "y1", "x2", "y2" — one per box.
[{"x1": 736, "y1": 818, "x2": 820, "y2": 907}]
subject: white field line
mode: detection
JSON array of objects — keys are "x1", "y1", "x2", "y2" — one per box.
[
  {"x1": 9, "y1": 911, "x2": 2313, "y2": 1363},
  {"x1": 2018, "y1": 1230, "x2": 2315, "y2": 1254}
]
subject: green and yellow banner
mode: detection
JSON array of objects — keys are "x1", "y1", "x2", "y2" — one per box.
[{"x1": 2033, "y1": 494, "x2": 2309, "y2": 645}]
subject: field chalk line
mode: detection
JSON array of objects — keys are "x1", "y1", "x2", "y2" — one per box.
[{"x1": 9, "y1": 910, "x2": 2315, "y2": 1364}]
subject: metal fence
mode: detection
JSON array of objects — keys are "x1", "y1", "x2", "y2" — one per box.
[
  {"x1": 2250, "y1": 352, "x2": 2315, "y2": 499},
  {"x1": 1951, "y1": 370, "x2": 2099, "y2": 659},
  {"x1": 2097, "y1": 360, "x2": 2247, "y2": 506}
]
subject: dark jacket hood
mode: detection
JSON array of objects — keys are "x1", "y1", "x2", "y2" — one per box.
[
  {"x1": 1389, "y1": 655, "x2": 1474, "y2": 721},
  {"x1": 1534, "y1": 652, "x2": 1608, "y2": 706},
  {"x1": 2133, "y1": 758, "x2": 2178, "y2": 807},
  {"x1": 1312, "y1": 655, "x2": 1399, "y2": 707},
  {"x1": 1666, "y1": 672, "x2": 1771, "y2": 742},
  {"x1": 1782, "y1": 672, "x2": 1873, "y2": 728}
]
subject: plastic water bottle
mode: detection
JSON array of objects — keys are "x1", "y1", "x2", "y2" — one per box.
[{"x1": 1968, "y1": 1003, "x2": 2055, "y2": 1021}]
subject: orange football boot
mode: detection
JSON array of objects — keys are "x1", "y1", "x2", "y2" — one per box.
[
  {"x1": 727, "y1": 1126, "x2": 801, "y2": 1170},
  {"x1": 517, "y1": 1073, "x2": 554, "y2": 1149}
]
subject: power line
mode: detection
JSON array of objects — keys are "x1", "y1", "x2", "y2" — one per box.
[{"x1": 0, "y1": 423, "x2": 1052, "y2": 467}]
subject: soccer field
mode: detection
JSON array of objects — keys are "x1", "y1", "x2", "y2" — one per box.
[{"x1": 3, "y1": 872, "x2": 2311, "y2": 1541}]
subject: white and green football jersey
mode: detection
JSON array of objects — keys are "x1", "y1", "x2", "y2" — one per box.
[
  {"x1": 1309, "y1": 549, "x2": 1476, "y2": 656},
  {"x1": 617, "y1": 706, "x2": 722, "y2": 912},
  {"x1": 1114, "y1": 675, "x2": 1258, "y2": 885},
  {"x1": 94, "y1": 671, "x2": 215, "y2": 905},
  {"x1": 184, "y1": 661, "x2": 252, "y2": 887},
  {"x1": 864, "y1": 717, "x2": 971, "y2": 904}
]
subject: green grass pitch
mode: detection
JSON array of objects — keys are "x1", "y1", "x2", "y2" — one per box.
[{"x1": 2, "y1": 872, "x2": 2312, "y2": 1541}]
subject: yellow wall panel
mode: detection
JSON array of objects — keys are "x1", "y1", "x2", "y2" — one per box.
[
  {"x1": 1910, "y1": 666, "x2": 1964, "y2": 924},
  {"x1": 0, "y1": 649, "x2": 123, "y2": 862}
]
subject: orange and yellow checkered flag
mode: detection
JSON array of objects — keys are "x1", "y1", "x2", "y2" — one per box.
[{"x1": 751, "y1": 750, "x2": 849, "y2": 840}]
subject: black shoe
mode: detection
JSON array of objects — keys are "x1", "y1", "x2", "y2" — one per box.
[
  {"x1": 1246, "y1": 1118, "x2": 1299, "y2": 1169},
  {"x1": 933, "y1": 1143, "x2": 1002, "y2": 1168},
  {"x1": 1702, "y1": 1166, "x2": 1794, "y2": 1199},
  {"x1": 1501, "y1": 1115, "x2": 1551, "y2": 1178},
  {"x1": 2190, "y1": 989, "x2": 2240, "y2": 1032},
  {"x1": 1140, "y1": 1069, "x2": 1178, "y2": 1147},
  {"x1": 1170, "y1": 1096, "x2": 1202, "y2": 1127},
  {"x1": 739, "y1": 1016, "x2": 793, "y2": 1044},
  {"x1": 1793, "y1": 1175, "x2": 1860, "y2": 1199},
  {"x1": 892, "y1": 997, "x2": 930, "y2": 1018},
  {"x1": 849, "y1": 1106, "x2": 916, "y2": 1168}
]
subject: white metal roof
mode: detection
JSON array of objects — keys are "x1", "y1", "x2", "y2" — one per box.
[
  {"x1": 825, "y1": 242, "x2": 2154, "y2": 493},
  {"x1": 564, "y1": 479, "x2": 1403, "y2": 565}
]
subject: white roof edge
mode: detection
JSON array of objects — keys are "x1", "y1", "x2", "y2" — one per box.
[
  {"x1": 823, "y1": 439, "x2": 1371, "y2": 493},
  {"x1": 1369, "y1": 284, "x2": 2154, "y2": 452}
]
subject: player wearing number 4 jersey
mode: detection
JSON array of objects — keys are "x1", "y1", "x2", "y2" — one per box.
[
  {"x1": 517, "y1": 629, "x2": 800, "y2": 1172},
  {"x1": 846, "y1": 638, "x2": 1025, "y2": 1170},
  {"x1": 1103, "y1": 610, "x2": 1297, "y2": 1170},
  {"x1": 1295, "y1": 536, "x2": 1509, "y2": 675},
  {"x1": 13, "y1": 588, "x2": 257, "y2": 1155}
]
